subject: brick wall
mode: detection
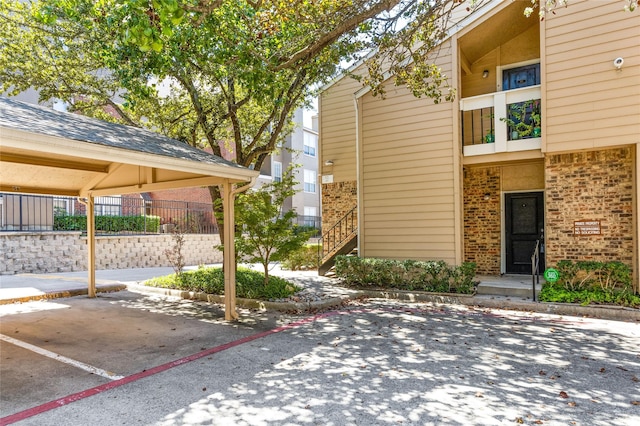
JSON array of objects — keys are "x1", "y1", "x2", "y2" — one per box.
[
  {"x1": 321, "y1": 180, "x2": 358, "y2": 232},
  {"x1": 463, "y1": 167, "x2": 502, "y2": 275},
  {"x1": 147, "y1": 187, "x2": 213, "y2": 204},
  {"x1": 545, "y1": 147, "x2": 634, "y2": 269},
  {"x1": 0, "y1": 232, "x2": 223, "y2": 275}
]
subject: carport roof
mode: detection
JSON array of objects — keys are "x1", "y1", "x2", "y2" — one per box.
[{"x1": 0, "y1": 97, "x2": 258, "y2": 197}]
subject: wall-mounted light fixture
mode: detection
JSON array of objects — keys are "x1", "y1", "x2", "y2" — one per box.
[
  {"x1": 324, "y1": 160, "x2": 334, "y2": 166},
  {"x1": 482, "y1": 70, "x2": 489, "y2": 79},
  {"x1": 484, "y1": 193, "x2": 491, "y2": 200},
  {"x1": 613, "y1": 57, "x2": 624, "y2": 70}
]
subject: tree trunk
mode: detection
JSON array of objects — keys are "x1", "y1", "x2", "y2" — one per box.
[{"x1": 208, "y1": 185, "x2": 224, "y2": 246}]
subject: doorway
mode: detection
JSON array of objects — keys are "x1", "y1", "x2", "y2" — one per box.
[{"x1": 505, "y1": 192, "x2": 544, "y2": 274}]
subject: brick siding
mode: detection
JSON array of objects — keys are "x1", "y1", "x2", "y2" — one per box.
[
  {"x1": 463, "y1": 167, "x2": 502, "y2": 275},
  {"x1": 545, "y1": 147, "x2": 634, "y2": 270},
  {"x1": 321, "y1": 180, "x2": 358, "y2": 233}
]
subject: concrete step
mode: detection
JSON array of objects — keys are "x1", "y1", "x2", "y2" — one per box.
[{"x1": 476, "y1": 275, "x2": 543, "y2": 299}]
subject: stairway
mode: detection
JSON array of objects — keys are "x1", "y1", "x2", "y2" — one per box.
[
  {"x1": 318, "y1": 235, "x2": 357, "y2": 276},
  {"x1": 318, "y1": 206, "x2": 357, "y2": 276}
]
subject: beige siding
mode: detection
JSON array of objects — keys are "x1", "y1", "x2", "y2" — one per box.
[
  {"x1": 461, "y1": 24, "x2": 540, "y2": 98},
  {"x1": 544, "y1": 0, "x2": 640, "y2": 152},
  {"x1": 319, "y1": 75, "x2": 363, "y2": 183},
  {"x1": 360, "y1": 41, "x2": 457, "y2": 263}
]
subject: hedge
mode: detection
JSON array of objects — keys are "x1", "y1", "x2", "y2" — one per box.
[
  {"x1": 334, "y1": 256, "x2": 476, "y2": 294},
  {"x1": 54, "y1": 214, "x2": 160, "y2": 233}
]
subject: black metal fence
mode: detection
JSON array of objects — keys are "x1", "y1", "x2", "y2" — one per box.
[
  {"x1": 0, "y1": 193, "x2": 321, "y2": 236},
  {"x1": 0, "y1": 193, "x2": 217, "y2": 235}
]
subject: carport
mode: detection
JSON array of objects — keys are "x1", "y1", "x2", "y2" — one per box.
[{"x1": 0, "y1": 97, "x2": 258, "y2": 320}]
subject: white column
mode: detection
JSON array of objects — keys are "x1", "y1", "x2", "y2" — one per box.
[{"x1": 494, "y1": 91, "x2": 508, "y2": 153}]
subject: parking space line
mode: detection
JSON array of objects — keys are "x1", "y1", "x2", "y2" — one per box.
[
  {"x1": 0, "y1": 334, "x2": 124, "y2": 381},
  {"x1": 0, "y1": 311, "x2": 341, "y2": 426}
]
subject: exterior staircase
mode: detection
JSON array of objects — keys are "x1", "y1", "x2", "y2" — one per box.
[{"x1": 318, "y1": 206, "x2": 357, "y2": 276}]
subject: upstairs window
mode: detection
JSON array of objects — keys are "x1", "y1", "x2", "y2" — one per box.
[
  {"x1": 273, "y1": 161, "x2": 282, "y2": 183},
  {"x1": 502, "y1": 63, "x2": 540, "y2": 90},
  {"x1": 303, "y1": 169, "x2": 316, "y2": 193},
  {"x1": 303, "y1": 132, "x2": 317, "y2": 157}
]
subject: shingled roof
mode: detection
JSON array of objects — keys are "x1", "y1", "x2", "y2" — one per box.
[{"x1": 0, "y1": 97, "x2": 244, "y2": 171}]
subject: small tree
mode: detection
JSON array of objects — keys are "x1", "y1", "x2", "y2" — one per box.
[
  {"x1": 164, "y1": 226, "x2": 186, "y2": 279},
  {"x1": 234, "y1": 168, "x2": 314, "y2": 285}
]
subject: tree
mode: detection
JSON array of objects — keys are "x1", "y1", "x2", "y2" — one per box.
[
  {"x1": 1, "y1": 0, "x2": 635, "y2": 242},
  {"x1": 0, "y1": 0, "x2": 472, "y2": 244},
  {"x1": 232, "y1": 168, "x2": 314, "y2": 285}
]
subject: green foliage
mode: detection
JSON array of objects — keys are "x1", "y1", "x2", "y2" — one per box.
[
  {"x1": 54, "y1": 214, "x2": 160, "y2": 233},
  {"x1": 232, "y1": 168, "x2": 314, "y2": 284},
  {"x1": 540, "y1": 282, "x2": 640, "y2": 308},
  {"x1": 0, "y1": 0, "x2": 476, "y2": 169},
  {"x1": 540, "y1": 260, "x2": 637, "y2": 307},
  {"x1": 555, "y1": 260, "x2": 631, "y2": 291},
  {"x1": 281, "y1": 244, "x2": 321, "y2": 271},
  {"x1": 334, "y1": 256, "x2": 476, "y2": 294},
  {"x1": 500, "y1": 99, "x2": 541, "y2": 139},
  {"x1": 293, "y1": 225, "x2": 320, "y2": 238},
  {"x1": 144, "y1": 266, "x2": 301, "y2": 300}
]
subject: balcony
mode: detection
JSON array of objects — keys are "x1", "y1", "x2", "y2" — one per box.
[{"x1": 460, "y1": 85, "x2": 541, "y2": 157}]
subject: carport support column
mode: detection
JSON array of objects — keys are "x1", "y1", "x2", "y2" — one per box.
[
  {"x1": 87, "y1": 195, "x2": 96, "y2": 298},
  {"x1": 222, "y1": 181, "x2": 239, "y2": 320}
]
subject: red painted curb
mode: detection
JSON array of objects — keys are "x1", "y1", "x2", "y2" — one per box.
[{"x1": 0, "y1": 311, "x2": 339, "y2": 426}]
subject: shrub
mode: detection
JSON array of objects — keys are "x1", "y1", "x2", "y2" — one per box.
[
  {"x1": 540, "y1": 260, "x2": 637, "y2": 307},
  {"x1": 281, "y1": 244, "x2": 321, "y2": 270},
  {"x1": 54, "y1": 214, "x2": 160, "y2": 233},
  {"x1": 555, "y1": 260, "x2": 631, "y2": 292},
  {"x1": 334, "y1": 256, "x2": 476, "y2": 294},
  {"x1": 540, "y1": 282, "x2": 640, "y2": 307},
  {"x1": 144, "y1": 266, "x2": 301, "y2": 300}
]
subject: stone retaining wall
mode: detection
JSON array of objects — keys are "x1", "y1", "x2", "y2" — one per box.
[{"x1": 0, "y1": 232, "x2": 223, "y2": 275}]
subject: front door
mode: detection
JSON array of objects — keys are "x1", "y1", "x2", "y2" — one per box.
[{"x1": 505, "y1": 192, "x2": 544, "y2": 274}]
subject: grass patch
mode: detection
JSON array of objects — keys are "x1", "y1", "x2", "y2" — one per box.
[{"x1": 144, "y1": 266, "x2": 301, "y2": 300}]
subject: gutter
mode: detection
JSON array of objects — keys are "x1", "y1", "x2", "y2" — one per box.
[{"x1": 353, "y1": 95, "x2": 362, "y2": 257}]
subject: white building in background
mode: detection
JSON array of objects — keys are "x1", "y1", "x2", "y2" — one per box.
[{"x1": 258, "y1": 106, "x2": 321, "y2": 230}]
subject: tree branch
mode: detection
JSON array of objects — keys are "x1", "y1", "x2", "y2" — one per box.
[{"x1": 272, "y1": 0, "x2": 402, "y2": 71}]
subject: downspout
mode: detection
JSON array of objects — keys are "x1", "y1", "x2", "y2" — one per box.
[
  {"x1": 77, "y1": 196, "x2": 96, "y2": 298},
  {"x1": 353, "y1": 95, "x2": 362, "y2": 257},
  {"x1": 635, "y1": 143, "x2": 639, "y2": 294},
  {"x1": 222, "y1": 176, "x2": 257, "y2": 321}
]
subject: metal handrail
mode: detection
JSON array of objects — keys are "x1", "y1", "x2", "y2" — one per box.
[
  {"x1": 320, "y1": 206, "x2": 357, "y2": 262},
  {"x1": 531, "y1": 239, "x2": 541, "y2": 302}
]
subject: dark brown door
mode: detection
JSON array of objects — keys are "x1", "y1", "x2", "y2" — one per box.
[{"x1": 505, "y1": 192, "x2": 544, "y2": 274}]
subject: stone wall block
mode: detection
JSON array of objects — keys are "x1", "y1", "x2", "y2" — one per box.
[{"x1": 0, "y1": 233, "x2": 223, "y2": 274}]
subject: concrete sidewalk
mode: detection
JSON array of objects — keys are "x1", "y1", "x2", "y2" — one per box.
[
  {"x1": 1, "y1": 265, "x2": 638, "y2": 322},
  {"x1": 0, "y1": 267, "x2": 177, "y2": 304}
]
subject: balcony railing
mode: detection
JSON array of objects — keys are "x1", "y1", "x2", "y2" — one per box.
[{"x1": 460, "y1": 85, "x2": 542, "y2": 157}]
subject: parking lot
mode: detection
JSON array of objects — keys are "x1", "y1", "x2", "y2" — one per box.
[{"x1": 1, "y1": 289, "x2": 639, "y2": 425}]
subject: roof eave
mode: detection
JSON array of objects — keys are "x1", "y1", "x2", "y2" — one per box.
[{"x1": 1, "y1": 126, "x2": 259, "y2": 183}]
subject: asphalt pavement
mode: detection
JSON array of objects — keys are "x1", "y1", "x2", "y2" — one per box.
[{"x1": 1, "y1": 288, "x2": 638, "y2": 425}]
